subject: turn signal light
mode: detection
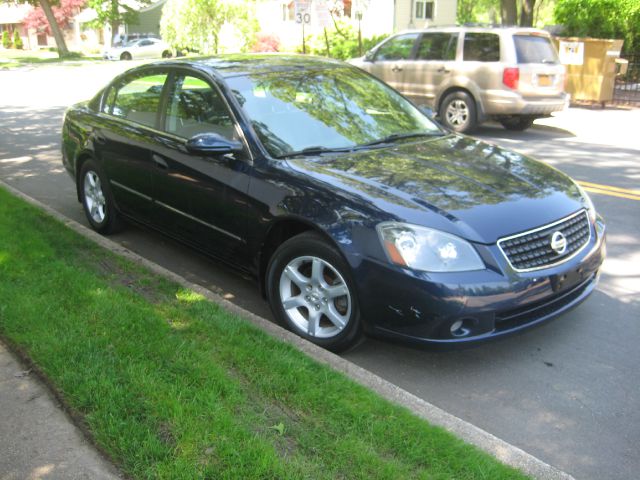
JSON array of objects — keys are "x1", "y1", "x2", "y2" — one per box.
[{"x1": 503, "y1": 67, "x2": 519, "y2": 90}]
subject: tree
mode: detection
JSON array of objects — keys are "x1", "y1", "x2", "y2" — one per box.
[
  {"x1": 554, "y1": 0, "x2": 640, "y2": 51},
  {"x1": 87, "y1": 0, "x2": 150, "y2": 45},
  {"x1": 23, "y1": 0, "x2": 85, "y2": 41},
  {"x1": 14, "y1": 0, "x2": 71, "y2": 55},
  {"x1": 160, "y1": 0, "x2": 257, "y2": 54}
]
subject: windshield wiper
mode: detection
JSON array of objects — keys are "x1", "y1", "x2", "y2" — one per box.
[
  {"x1": 275, "y1": 145, "x2": 355, "y2": 159},
  {"x1": 358, "y1": 132, "x2": 443, "y2": 148}
]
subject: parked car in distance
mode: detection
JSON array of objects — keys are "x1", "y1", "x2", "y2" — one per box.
[
  {"x1": 62, "y1": 55, "x2": 605, "y2": 352},
  {"x1": 350, "y1": 26, "x2": 569, "y2": 133},
  {"x1": 103, "y1": 37, "x2": 173, "y2": 61},
  {"x1": 111, "y1": 32, "x2": 160, "y2": 47}
]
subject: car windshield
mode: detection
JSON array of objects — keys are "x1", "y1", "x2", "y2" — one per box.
[
  {"x1": 514, "y1": 35, "x2": 559, "y2": 64},
  {"x1": 226, "y1": 66, "x2": 442, "y2": 158}
]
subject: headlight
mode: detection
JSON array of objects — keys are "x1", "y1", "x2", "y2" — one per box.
[
  {"x1": 576, "y1": 183, "x2": 596, "y2": 222},
  {"x1": 377, "y1": 222, "x2": 484, "y2": 272}
]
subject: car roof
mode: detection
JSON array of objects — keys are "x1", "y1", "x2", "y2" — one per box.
[
  {"x1": 397, "y1": 26, "x2": 552, "y2": 36},
  {"x1": 144, "y1": 54, "x2": 347, "y2": 79}
]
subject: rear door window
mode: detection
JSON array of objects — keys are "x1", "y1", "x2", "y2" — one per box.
[
  {"x1": 416, "y1": 33, "x2": 458, "y2": 61},
  {"x1": 514, "y1": 35, "x2": 559, "y2": 64},
  {"x1": 463, "y1": 33, "x2": 500, "y2": 62},
  {"x1": 110, "y1": 73, "x2": 168, "y2": 128},
  {"x1": 375, "y1": 33, "x2": 419, "y2": 61}
]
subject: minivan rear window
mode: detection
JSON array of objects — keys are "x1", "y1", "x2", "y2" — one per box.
[{"x1": 514, "y1": 35, "x2": 559, "y2": 64}]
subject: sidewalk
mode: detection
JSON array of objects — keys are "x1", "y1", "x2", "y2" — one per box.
[{"x1": 0, "y1": 341, "x2": 121, "y2": 480}]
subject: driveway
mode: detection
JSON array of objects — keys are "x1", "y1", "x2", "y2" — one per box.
[{"x1": 1, "y1": 63, "x2": 639, "y2": 480}]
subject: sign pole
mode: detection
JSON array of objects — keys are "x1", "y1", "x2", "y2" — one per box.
[{"x1": 302, "y1": 21, "x2": 306, "y2": 54}]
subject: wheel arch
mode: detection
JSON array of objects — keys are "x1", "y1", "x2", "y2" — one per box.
[
  {"x1": 257, "y1": 216, "x2": 346, "y2": 299},
  {"x1": 436, "y1": 86, "x2": 486, "y2": 122}
]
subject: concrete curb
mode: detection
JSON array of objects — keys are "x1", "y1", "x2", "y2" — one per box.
[{"x1": 1, "y1": 179, "x2": 575, "y2": 480}]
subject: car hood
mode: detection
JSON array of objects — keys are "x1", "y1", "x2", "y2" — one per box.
[{"x1": 286, "y1": 134, "x2": 587, "y2": 244}]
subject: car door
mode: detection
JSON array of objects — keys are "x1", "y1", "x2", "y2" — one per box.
[
  {"x1": 401, "y1": 32, "x2": 459, "y2": 106},
  {"x1": 366, "y1": 33, "x2": 420, "y2": 93},
  {"x1": 149, "y1": 70, "x2": 251, "y2": 264},
  {"x1": 97, "y1": 69, "x2": 169, "y2": 220},
  {"x1": 137, "y1": 39, "x2": 154, "y2": 58}
]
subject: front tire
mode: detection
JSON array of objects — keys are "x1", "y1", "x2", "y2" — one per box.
[
  {"x1": 79, "y1": 160, "x2": 123, "y2": 234},
  {"x1": 439, "y1": 91, "x2": 478, "y2": 133},
  {"x1": 120, "y1": 52, "x2": 132, "y2": 61},
  {"x1": 266, "y1": 232, "x2": 362, "y2": 352},
  {"x1": 161, "y1": 50, "x2": 172, "y2": 58}
]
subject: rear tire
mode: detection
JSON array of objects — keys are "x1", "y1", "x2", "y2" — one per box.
[
  {"x1": 439, "y1": 91, "x2": 477, "y2": 134},
  {"x1": 500, "y1": 116, "x2": 535, "y2": 131},
  {"x1": 79, "y1": 159, "x2": 124, "y2": 235},
  {"x1": 266, "y1": 232, "x2": 362, "y2": 352}
]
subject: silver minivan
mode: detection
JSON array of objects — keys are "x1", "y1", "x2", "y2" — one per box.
[{"x1": 350, "y1": 26, "x2": 569, "y2": 133}]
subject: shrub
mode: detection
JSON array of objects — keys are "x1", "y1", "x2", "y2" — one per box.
[
  {"x1": 2, "y1": 31, "x2": 11, "y2": 49},
  {"x1": 251, "y1": 33, "x2": 280, "y2": 53},
  {"x1": 13, "y1": 30, "x2": 23, "y2": 50},
  {"x1": 302, "y1": 21, "x2": 388, "y2": 60}
]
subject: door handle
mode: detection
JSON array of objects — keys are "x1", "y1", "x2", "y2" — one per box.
[
  {"x1": 391, "y1": 65, "x2": 403, "y2": 73},
  {"x1": 437, "y1": 67, "x2": 451, "y2": 73},
  {"x1": 152, "y1": 154, "x2": 168, "y2": 169}
]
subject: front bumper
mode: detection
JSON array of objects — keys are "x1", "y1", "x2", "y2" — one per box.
[{"x1": 354, "y1": 218, "x2": 605, "y2": 347}]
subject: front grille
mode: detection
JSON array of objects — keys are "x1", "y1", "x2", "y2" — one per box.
[{"x1": 498, "y1": 210, "x2": 590, "y2": 272}]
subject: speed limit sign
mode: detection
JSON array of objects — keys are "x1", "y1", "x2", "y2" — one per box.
[{"x1": 294, "y1": 0, "x2": 311, "y2": 24}]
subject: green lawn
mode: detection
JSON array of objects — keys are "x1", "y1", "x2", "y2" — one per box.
[
  {"x1": 0, "y1": 48, "x2": 103, "y2": 69},
  {"x1": 0, "y1": 186, "x2": 529, "y2": 480}
]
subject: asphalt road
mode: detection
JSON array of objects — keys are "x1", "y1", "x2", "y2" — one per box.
[{"x1": 1, "y1": 63, "x2": 639, "y2": 480}]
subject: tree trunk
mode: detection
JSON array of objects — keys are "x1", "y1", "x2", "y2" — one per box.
[
  {"x1": 110, "y1": 0, "x2": 120, "y2": 45},
  {"x1": 519, "y1": 0, "x2": 536, "y2": 26},
  {"x1": 38, "y1": 0, "x2": 69, "y2": 56},
  {"x1": 501, "y1": 0, "x2": 517, "y2": 25}
]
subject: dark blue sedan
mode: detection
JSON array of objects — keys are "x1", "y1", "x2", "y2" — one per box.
[{"x1": 62, "y1": 55, "x2": 606, "y2": 351}]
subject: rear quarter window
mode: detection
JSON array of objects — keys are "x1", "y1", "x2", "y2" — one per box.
[
  {"x1": 514, "y1": 35, "x2": 559, "y2": 64},
  {"x1": 463, "y1": 33, "x2": 500, "y2": 62}
]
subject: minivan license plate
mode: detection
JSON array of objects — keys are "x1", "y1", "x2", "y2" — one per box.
[{"x1": 537, "y1": 74, "x2": 552, "y2": 86}]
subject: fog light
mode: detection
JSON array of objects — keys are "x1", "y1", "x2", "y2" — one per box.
[{"x1": 450, "y1": 318, "x2": 474, "y2": 337}]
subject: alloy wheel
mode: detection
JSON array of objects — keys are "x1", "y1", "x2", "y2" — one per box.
[
  {"x1": 278, "y1": 255, "x2": 352, "y2": 339},
  {"x1": 445, "y1": 99, "x2": 469, "y2": 128},
  {"x1": 83, "y1": 170, "x2": 107, "y2": 224}
]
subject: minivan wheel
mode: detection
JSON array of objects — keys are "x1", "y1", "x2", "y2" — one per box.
[
  {"x1": 439, "y1": 91, "x2": 477, "y2": 133},
  {"x1": 266, "y1": 232, "x2": 362, "y2": 352},
  {"x1": 79, "y1": 160, "x2": 123, "y2": 234},
  {"x1": 500, "y1": 116, "x2": 535, "y2": 131}
]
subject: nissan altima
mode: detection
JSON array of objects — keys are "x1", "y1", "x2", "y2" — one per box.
[{"x1": 61, "y1": 55, "x2": 606, "y2": 351}]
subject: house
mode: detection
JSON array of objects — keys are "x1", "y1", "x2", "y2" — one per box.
[
  {"x1": 256, "y1": 0, "x2": 457, "y2": 50},
  {"x1": 0, "y1": 3, "x2": 34, "y2": 49}
]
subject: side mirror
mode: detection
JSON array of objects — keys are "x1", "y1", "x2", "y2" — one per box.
[
  {"x1": 364, "y1": 50, "x2": 375, "y2": 62},
  {"x1": 185, "y1": 132, "x2": 243, "y2": 155}
]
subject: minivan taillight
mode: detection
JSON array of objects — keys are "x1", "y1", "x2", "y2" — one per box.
[{"x1": 503, "y1": 68, "x2": 519, "y2": 90}]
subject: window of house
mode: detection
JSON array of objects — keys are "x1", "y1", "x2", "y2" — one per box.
[
  {"x1": 374, "y1": 33, "x2": 419, "y2": 61},
  {"x1": 416, "y1": 33, "x2": 458, "y2": 61},
  {"x1": 164, "y1": 75, "x2": 235, "y2": 139},
  {"x1": 415, "y1": 1, "x2": 435, "y2": 20},
  {"x1": 463, "y1": 33, "x2": 500, "y2": 62},
  {"x1": 282, "y1": 1, "x2": 295, "y2": 21},
  {"x1": 109, "y1": 73, "x2": 168, "y2": 128}
]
